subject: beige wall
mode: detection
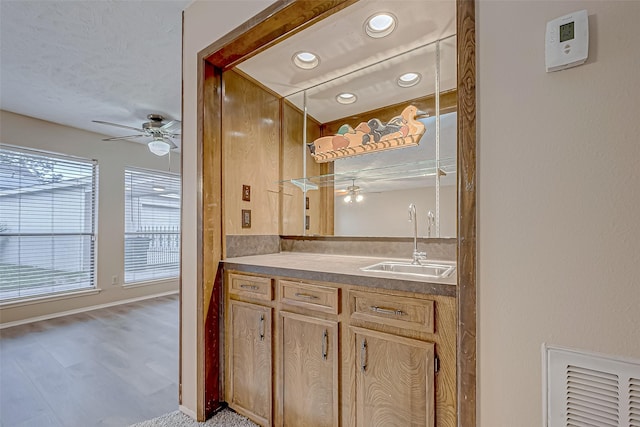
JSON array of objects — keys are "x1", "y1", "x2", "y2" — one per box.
[
  {"x1": 182, "y1": 0, "x2": 276, "y2": 416},
  {"x1": 0, "y1": 110, "x2": 180, "y2": 325},
  {"x1": 477, "y1": 2, "x2": 640, "y2": 425}
]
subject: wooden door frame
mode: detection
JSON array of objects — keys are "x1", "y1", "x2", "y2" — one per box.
[{"x1": 193, "y1": 0, "x2": 476, "y2": 424}]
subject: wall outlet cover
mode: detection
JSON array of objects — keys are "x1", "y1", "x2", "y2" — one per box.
[{"x1": 242, "y1": 209, "x2": 251, "y2": 228}]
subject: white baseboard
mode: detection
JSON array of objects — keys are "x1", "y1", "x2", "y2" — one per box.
[
  {"x1": 0, "y1": 290, "x2": 179, "y2": 329},
  {"x1": 179, "y1": 405, "x2": 198, "y2": 420}
]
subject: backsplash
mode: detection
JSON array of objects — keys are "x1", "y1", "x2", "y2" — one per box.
[
  {"x1": 280, "y1": 236, "x2": 456, "y2": 261},
  {"x1": 225, "y1": 235, "x2": 280, "y2": 258}
]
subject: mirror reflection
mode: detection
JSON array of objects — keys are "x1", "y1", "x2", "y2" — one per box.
[{"x1": 235, "y1": 1, "x2": 457, "y2": 238}]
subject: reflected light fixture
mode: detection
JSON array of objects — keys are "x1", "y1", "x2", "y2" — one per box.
[
  {"x1": 292, "y1": 51, "x2": 320, "y2": 69},
  {"x1": 397, "y1": 72, "x2": 422, "y2": 88},
  {"x1": 343, "y1": 179, "x2": 364, "y2": 203},
  {"x1": 148, "y1": 137, "x2": 171, "y2": 156},
  {"x1": 336, "y1": 92, "x2": 357, "y2": 105},
  {"x1": 152, "y1": 185, "x2": 165, "y2": 192},
  {"x1": 364, "y1": 12, "x2": 397, "y2": 38}
]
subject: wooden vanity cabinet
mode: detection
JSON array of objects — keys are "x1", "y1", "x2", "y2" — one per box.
[
  {"x1": 225, "y1": 274, "x2": 274, "y2": 426},
  {"x1": 224, "y1": 270, "x2": 456, "y2": 427}
]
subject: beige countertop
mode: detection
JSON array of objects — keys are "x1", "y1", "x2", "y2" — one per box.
[{"x1": 222, "y1": 252, "x2": 456, "y2": 297}]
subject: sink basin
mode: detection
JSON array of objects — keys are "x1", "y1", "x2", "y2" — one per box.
[{"x1": 361, "y1": 261, "x2": 456, "y2": 279}]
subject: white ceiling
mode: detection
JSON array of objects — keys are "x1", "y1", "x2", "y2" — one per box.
[
  {"x1": 0, "y1": 0, "x2": 190, "y2": 145},
  {"x1": 237, "y1": 0, "x2": 456, "y2": 123}
]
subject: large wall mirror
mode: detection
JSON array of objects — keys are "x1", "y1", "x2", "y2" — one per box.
[{"x1": 235, "y1": 0, "x2": 457, "y2": 238}]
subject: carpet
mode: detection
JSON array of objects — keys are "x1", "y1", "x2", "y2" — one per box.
[{"x1": 130, "y1": 408, "x2": 259, "y2": 427}]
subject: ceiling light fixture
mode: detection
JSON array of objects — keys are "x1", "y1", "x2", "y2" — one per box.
[
  {"x1": 364, "y1": 12, "x2": 397, "y2": 38},
  {"x1": 292, "y1": 51, "x2": 320, "y2": 70},
  {"x1": 397, "y1": 72, "x2": 422, "y2": 88},
  {"x1": 148, "y1": 137, "x2": 171, "y2": 156},
  {"x1": 336, "y1": 92, "x2": 357, "y2": 105}
]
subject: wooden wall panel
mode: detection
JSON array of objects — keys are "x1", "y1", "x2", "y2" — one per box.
[
  {"x1": 281, "y1": 101, "x2": 321, "y2": 235},
  {"x1": 222, "y1": 70, "x2": 280, "y2": 235}
]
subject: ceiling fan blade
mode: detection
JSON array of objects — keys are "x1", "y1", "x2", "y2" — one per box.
[
  {"x1": 101, "y1": 135, "x2": 145, "y2": 141},
  {"x1": 160, "y1": 120, "x2": 181, "y2": 132},
  {"x1": 93, "y1": 120, "x2": 145, "y2": 132}
]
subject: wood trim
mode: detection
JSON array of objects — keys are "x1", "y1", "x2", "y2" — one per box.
[
  {"x1": 202, "y1": 61, "x2": 224, "y2": 419},
  {"x1": 203, "y1": 0, "x2": 359, "y2": 69},
  {"x1": 456, "y1": 1, "x2": 477, "y2": 426}
]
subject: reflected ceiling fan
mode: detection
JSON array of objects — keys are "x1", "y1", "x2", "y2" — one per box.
[{"x1": 93, "y1": 114, "x2": 181, "y2": 156}]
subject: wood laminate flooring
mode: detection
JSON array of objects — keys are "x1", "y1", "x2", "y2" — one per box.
[{"x1": 0, "y1": 294, "x2": 179, "y2": 427}]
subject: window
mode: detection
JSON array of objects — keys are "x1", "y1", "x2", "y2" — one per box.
[
  {"x1": 124, "y1": 168, "x2": 180, "y2": 284},
  {"x1": 0, "y1": 145, "x2": 97, "y2": 302}
]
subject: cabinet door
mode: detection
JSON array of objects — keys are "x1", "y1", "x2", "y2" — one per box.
[
  {"x1": 280, "y1": 311, "x2": 339, "y2": 427},
  {"x1": 352, "y1": 327, "x2": 435, "y2": 427},
  {"x1": 227, "y1": 300, "x2": 272, "y2": 426}
]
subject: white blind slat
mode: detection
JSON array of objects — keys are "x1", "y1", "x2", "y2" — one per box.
[
  {"x1": 124, "y1": 168, "x2": 180, "y2": 284},
  {"x1": 0, "y1": 145, "x2": 97, "y2": 301}
]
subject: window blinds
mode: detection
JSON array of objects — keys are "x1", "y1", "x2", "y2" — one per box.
[
  {"x1": 0, "y1": 145, "x2": 97, "y2": 301},
  {"x1": 124, "y1": 168, "x2": 180, "y2": 284}
]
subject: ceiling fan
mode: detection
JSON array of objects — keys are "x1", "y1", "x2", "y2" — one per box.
[{"x1": 93, "y1": 114, "x2": 181, "y2": 156}]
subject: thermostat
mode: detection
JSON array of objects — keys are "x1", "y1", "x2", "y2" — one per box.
[{"x1": 545, "y1": 10, "x2": 589, "y2": 72}]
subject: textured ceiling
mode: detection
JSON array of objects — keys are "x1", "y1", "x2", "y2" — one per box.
[{"x1": 0, "y1": 0, "x2": 190, "y2": 146}]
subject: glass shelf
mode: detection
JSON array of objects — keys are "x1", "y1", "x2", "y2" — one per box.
[{"x1": 280, "y1": 157, "x2": 456, "y2": 191}]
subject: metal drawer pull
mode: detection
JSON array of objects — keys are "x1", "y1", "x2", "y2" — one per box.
[
  {"x1": 294, "y1": 292, "x2": 319, "y2": 300},
  {"x1": 259, "y1": 314, "x2": 265, "y2": 341},
  {"x1": 369, "y1": 305, "x2": 406, "y2": 316},
  {"x1": 240, "y1": 284, "x2": 259, "y2": 290},
  {"x1": 360, "y1": 339, "x2": 367, "y2": 372},
  {"x1": 322, "y1": 329, "x2": 328, "y2": 360}
]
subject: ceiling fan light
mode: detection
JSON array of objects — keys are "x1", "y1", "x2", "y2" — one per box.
[
  {"x1": 343, "y1": 194, "x2": 352, "y2": 203},
  {"x1": 148, "y1": 138, "x2": 171, "y2": 156},
  {"x1": 355, "y1": 193, "x2": 364, "y2": 202}
]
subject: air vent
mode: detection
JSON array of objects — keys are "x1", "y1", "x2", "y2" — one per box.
[
  {"x1": 544, "y1": 345, "x2": 640, "y2": 427},
  {"x1": 631, "y1": 378, "x2": 640, "y2": 427}
]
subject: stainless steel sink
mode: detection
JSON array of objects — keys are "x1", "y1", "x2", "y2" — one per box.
[{"x1": 361, "y1": 261, "x2": 456, "y2": 279}]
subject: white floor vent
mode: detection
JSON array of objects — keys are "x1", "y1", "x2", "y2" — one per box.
[{"x1": 544, "y1": 345, "x2": 640, "y2": 427}]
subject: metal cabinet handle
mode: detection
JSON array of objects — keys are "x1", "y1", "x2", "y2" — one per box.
[
  {"x1": 369, "y1": 305, "x2": 406, "y2": 316},
  {"x1": 360, "y1": 339, "x2": 367, "y2": 372},
  {"x1": 259, "y1": 314, "x2": 265, "y2": 341},
  {"x1": 294, "y1": 292, "x2": 319, "y2": 300},
  {"x1": 322, "y1": 330, "x2": 328, "y2": 360},
  {"x1": 240, "y1": 284, "x2": 259, "y2": 290}
]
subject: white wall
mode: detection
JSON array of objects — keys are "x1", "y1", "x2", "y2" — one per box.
[
  {"x1": 0, "y1": 110, "x2": 180, "y2": 324},
  {"x1": 335, "y1": 185, "x2": 456, "y2": 238},
  {"x1": 182, "y1": 0, "x2": 276, "y2": 417},
  {"x1": 477, "y1": 2, "x2": 640, "y2": 425}
]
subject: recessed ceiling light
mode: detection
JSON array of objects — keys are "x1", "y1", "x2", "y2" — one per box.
[
  {"x1": 397, "y1": 72, "x2": 422, "y2": 88},
  {"x1": 364, "y1": 13, "x2": 397, "y2": 38},
  {"x1": 336, "y1": 92, "x2": 357, "y2": 104},
  {"x1": 292, "y1": 51, "x2": 319, "y2": 69}
]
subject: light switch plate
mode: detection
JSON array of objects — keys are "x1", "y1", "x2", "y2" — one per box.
[{"x1": 242, "y1": 185, "x2": 251, "y2": 202}]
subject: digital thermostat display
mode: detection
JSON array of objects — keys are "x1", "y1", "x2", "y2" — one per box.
[
  {"x1": 559, "y1": 21, "x2": 575, "y2": 42},
  {"x1": 545, "y1": 10, "x2": 588, "y2": 72}
]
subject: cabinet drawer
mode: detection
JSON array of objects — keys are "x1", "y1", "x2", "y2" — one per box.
[
  {"x1": 279, "y1": 280, "x2": 339, "y2": 315},
  {"x1": 229, "y1": 273, "x2": 273, "y2": 301},
  {"x1": 349, "y1": 290, "x2": 434, "y2": 334}
]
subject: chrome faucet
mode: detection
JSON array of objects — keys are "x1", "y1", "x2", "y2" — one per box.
[{"x1": 408, "y1": 203, "x2": 427, "y2": 264}]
